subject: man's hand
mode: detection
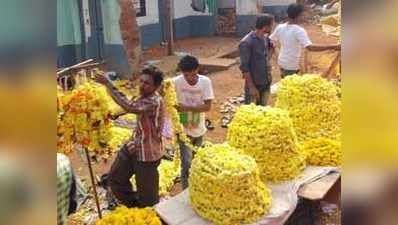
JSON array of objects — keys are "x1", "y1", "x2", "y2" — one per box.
[
  {"x1": 126, "y1": 141, "x2": 137, "y2": 155},
  {"x1": 176, "y1": 104, "x2": 190, "y2": 112},
  {"x1": 95, "y1": 73, "x2": 110, "y2": 85}
]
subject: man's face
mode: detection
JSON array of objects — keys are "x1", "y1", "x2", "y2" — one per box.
[
  {"x1": 182, "y1": 69, "x2": 199, "y2": 86},
  {"x1": 296, "y1": 13, "x2": 305, "y2": 24},
  {"x1": 263, "y1": 23, "x2": 274, "y2": 34},
  {"x1": 139, "y1": 74, "x2": 156, "y2": 96}
]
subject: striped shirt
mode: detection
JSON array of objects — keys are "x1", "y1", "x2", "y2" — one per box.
[
  {"x1": 108, "y1": 84, "x2": 165, "y2": 162},
  {"x1": 57, "y1": 153, "x2": 86, "y2": 225}
]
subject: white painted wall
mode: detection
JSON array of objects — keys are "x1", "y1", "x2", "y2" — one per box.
[
  {"x1": 258, "y1": 0, "x2": 295, "y2": 6},
  {"x1": 236, "y1": 0, "x2": 257, "y2": 15},
  {"x1": 136, "y1": 0, "x2": 159, "y2": 26},
  {"x1": 173, "y1": 0, "x2": 211, "y2": 19},
  {"x1": 219, "y1": 0, "x2": 235, "y2": 8}
]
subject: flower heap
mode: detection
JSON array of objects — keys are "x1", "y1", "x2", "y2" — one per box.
[
  {"x1": 275, "y1": 74, "x2": 341, "y2": 166},
  {"x1": 227, "y1": 105, "x2": 306, "y2": 182},
  {"x1": 275, "y1": 74, "x2": 341, "y2": 143},
  {"x1": 301, "y1": 137, "x2": 342, "y2": 166},
  {"x1": 96, "y1": 206, "x2": 162, "y2": 225},
  {"x1": 57, "y1": 81, "x2": 113, "y2": 158},
  {"x1": 189, "y1": 144, "x2": 272, "y2": 225}
]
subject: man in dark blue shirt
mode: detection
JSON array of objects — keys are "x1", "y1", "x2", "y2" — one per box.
[{"x1": 239, "y1": 15, "x2": 274, "y2": 106}]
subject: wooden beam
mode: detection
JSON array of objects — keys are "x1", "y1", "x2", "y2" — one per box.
[
  {"x1": 165, "y1": 0, "x2": 174, "y2": 55},
  {"x1": 298, "y1": 172, "x2": 341, "y2": 201},
  {"x1": 57, "y1": 59, "x2": 94, "y2": 75}
]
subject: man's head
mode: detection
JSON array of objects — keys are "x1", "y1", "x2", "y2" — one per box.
[
  {"x1": 140, "y1": 66, "x2": 163, "y2": 96},
  {"x1": 287, "y1": 3, "x2": 305, "y2": 23},
  {"x1": 255, "y1": 14, "x2": 275, "y2": 34},
  {"x1": 178, "y1": 55, "x2": 199, "y2": 86}
]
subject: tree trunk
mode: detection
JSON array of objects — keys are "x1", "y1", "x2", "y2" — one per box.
[{"x1": 118, "y1": 0, "x2": 142, "y2": 78}]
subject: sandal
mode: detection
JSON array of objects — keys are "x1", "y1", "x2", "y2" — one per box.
[{"x1": 205, "y1": 119, "x2": 215, "y2": 130}]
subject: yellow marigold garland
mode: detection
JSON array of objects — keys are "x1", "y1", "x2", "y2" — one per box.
[{"x1": 57, "y1": 81, "x2": 113, "y2": 158}]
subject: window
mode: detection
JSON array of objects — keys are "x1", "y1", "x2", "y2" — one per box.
[{"x1": 132, "y1": 0, "x2": 146, "y2": 17}]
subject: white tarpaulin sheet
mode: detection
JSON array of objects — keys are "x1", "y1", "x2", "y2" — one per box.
[{"x1": 155, "y1": 166, "x2": 340, "y2": 225}]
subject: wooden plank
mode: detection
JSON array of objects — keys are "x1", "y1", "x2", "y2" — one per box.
[
  {"x1": 198, "y1": 57, "x2": 238, "y2": 72},
  {"x1": 57, "y1": 59, "x2": 94, "y2": 75},
  {"x1": 298, "y1": 172, "x2": 340, "y2": 200},
  {"x1": 210, "y1": 49, "x2": 239, "y2": 59}
]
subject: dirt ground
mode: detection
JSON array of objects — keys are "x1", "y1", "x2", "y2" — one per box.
[{"x1": 69, "y1": 23, "x2": 340, "y2": 225}]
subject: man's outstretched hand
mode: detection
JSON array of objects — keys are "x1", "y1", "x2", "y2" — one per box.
[{"x1": 95, "y1": 73, "x2": 110, "y2": 85}]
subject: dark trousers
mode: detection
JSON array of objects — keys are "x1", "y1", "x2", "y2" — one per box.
[
  {"x1": 280, "y1": 68, "x2": 300, "y2": 78},
  {"x1": 108, "y1": 145, "x2": 160, "y2": 207},
  {"x1": 244, "y1": 84, "x2": 270, "y2": 106}
]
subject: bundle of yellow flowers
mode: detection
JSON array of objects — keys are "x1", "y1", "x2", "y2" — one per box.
[
  {"x1": 301, "y1": 137, "x2": 342, "y2": 166},
  {"x1": 96, "y1": 206, "x2": 161, "y2": 225},
  {"x1": 161, "y1": 79, "x2": 196, "y2": 170},
  {"x1": 57, "y1": 81, "x2": 113, "y2": 158},
  {"x1": 108, "y1": 126, "x2": 133, "y2": 152},
  {"x1": 189, "y1": 144, "x2": 272, "y2": 225},
  {"x1": 227, "y1": 105, "x2": 306, "y2": 182},
  {"x1": 157, "y1": 159, "x2": 180, "y2": 195},
  {"x1": 275, "y1": 74, "x2": 341, "y2": 143}
]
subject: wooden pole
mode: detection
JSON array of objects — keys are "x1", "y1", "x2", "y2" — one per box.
[
  {"x1": 165, "y1": 0, "x2": 174, "y2": 55},
  {"x1": 322, "y1": 52, "x2": 341, "y2": 80},
  {"x1": 84, "y1": 148, "x2": 102, "y2": 219}
]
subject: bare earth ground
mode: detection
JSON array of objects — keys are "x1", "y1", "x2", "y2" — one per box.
[{"x1": 69, "y1": 23, "x2": 340, "y2": 225}]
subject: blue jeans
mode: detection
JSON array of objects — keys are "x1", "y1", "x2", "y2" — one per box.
[
  {"x1": 179, "y1": 136, "x2": 203, "y2": 190},
  {"x1": 244, "y1": 84, "x2": 270, "y2": 106}
]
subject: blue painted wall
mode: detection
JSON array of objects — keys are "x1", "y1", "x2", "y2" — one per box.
[
  {"x1": 103, "y1": 44, "x2": 130, "y2": 76},
  {"x1": 263, "y1": 5, "x2": 289, "y2": 21},
  {"x1": 189, "y1": 16, "x2": 216, "y2": 37},
  {"x1": 58, "y1": 45, "x2": 83, "y2": 68},
  {"x1": 236, "y1": 15, "x2": 257, "y2": 37},
  {"x1": 140, "y1": 15, "x2": 215, "y2": 48},
  {"x1": 140, "y1": 23, "x2": 163, "y2": 49}
]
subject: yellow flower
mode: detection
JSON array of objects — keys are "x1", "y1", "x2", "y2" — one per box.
[
  {"x1": 57, "y1": 81, "x2": 113, "y2": 158},
  {"x1": 275, "y1": 74, "x2": 341, "y2": 143},
  {"x1": 108, "y1": 126, "x2": 133, "y2": 152},
  {"x1": 227, "y1": 104, "x2": 306, "y2": 182},
  {"x1": 189, "y1": 144, "x2": 272, "y2": 225},
  {"x1": 96, "y1": 206, "x2": 162, "y2": 225},
  {"x1": 301, "y1": 137, "x2": 341, "y2": 166}
]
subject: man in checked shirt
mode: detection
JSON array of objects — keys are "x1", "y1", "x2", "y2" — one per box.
[{"x1": 95, "y1": 66, "x2": 165, "y2": 207}]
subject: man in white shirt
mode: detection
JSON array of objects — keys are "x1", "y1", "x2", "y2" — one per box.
[
  {"x1": 270, "y1": 3, "x2": 341, "y2": 78},
  {"x1": 173, "y1": 55, "x2": 215, "y2": 189}
]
